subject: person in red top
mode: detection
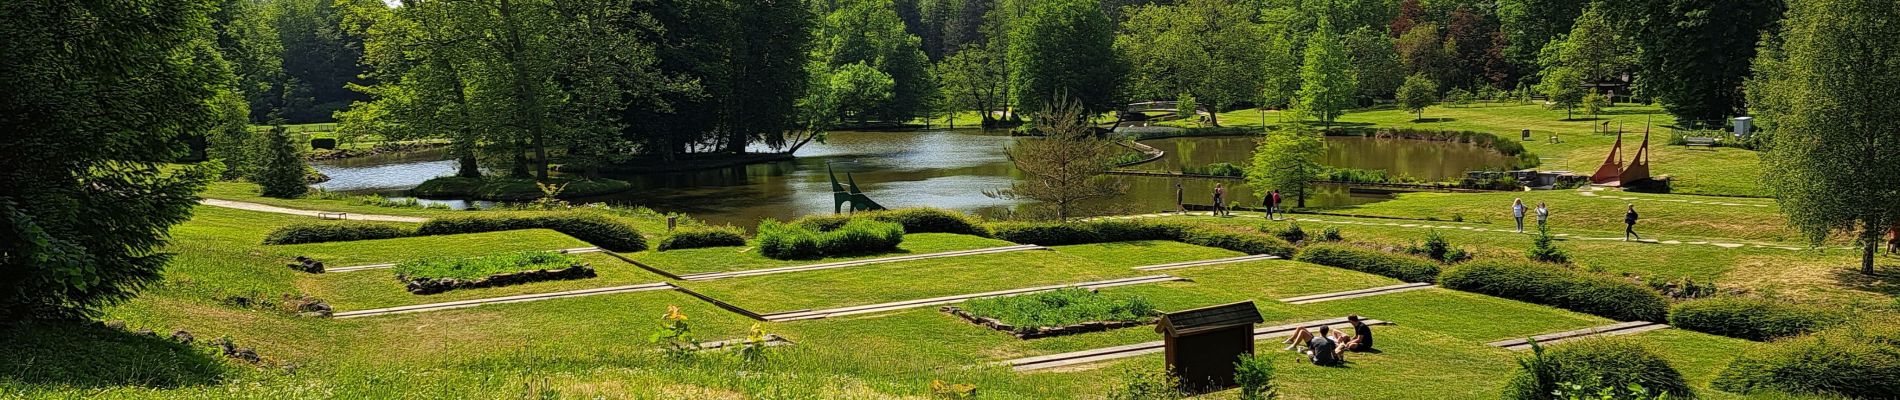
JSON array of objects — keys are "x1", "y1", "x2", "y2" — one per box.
[{"x1": 1267, "y1": 190, "x2": 1282, "y2": 220}]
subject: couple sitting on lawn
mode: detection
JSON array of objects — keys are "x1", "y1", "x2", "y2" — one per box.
[{"x1": 1281, "y1": 315, "x2": 1374, "y2": 366}]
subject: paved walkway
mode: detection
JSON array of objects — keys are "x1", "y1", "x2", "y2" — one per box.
[
  {"x1": 1487, "y1": 321, "x2": 1671, "y2": 351},
  {"x1": 1004, "y1": 317, "x2": 1390, "y2": 372},
  {"x1": 200, "y1": 198, "x2": 428, "y2": 223},
  {"x1": 1097, "y1": 211, "x2": 1837, "y2": 252}
]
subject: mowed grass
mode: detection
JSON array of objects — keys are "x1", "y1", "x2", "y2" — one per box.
[
  {"x1": 267, "y1": 229, "x2": 589, "y2": 267},
  {"x1": 680, "y1": 247, "x2": 1156, "y2": 313},
  {"x1": 1313, "y1": 190, "x2": 1800, "y2": 243},
  {"x1": 305, "y1": 252, "x2": 669, "y2": 311},
  {"x1": 629, "y1": 232, "x2": 1018, "y2": 276}
]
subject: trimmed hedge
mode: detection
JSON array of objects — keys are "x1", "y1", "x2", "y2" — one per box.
[
  {"x1": 1440, "y1": 260, "x2": 1667, "y2": 322},
  {"x1": 793, "y1": 208, "x2": 990, "y2": 237},
  {"x1": 263, "y1": 222, "x2": 414, "y2": 245},
  {"x1": 1669, "y1": 297, "x2": 1843, "y2": 341},
  {"x1": 411, "y1": 176, "x2": 632, "y2": 201},
  {"x1": 416, "y1": 213, "x2": 646, "y2": 252},
  {"x1": 990, "y1": 220, "x2": 1294, "y2": 258},
  {"x1": 757, "y1": 218, "x2": 905, "y2": 260},
  {"x1": 656, "y1": 225, "x2": 748, "y2": 251},
  {"x1": 1294, "y1": 244, "x2": 1441, "y2": 283},
  {"x1": 1713, "y1": 318, "x2": 1900, "y2": 399},
  {"x1": 1503, "y1": 338, "x2": 1694, "y2": 400}
]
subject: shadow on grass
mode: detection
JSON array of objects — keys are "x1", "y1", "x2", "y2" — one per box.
[
  {"x1": 0, "y1": 321, "x2": 227, "y2": 389},
  {"x1": 1410, "y1": 118, "x2": 1459, "y2": 123},
  {"x1": 1831, "y1": 263, "x2": 1900, "y2": 298}
]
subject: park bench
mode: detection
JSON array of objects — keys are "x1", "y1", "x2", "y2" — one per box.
[
  {"x1": 317, "y1": 212, "x2": 348, "y2": 220},
  {"x1": 1683, "y1": 137, "x2": 1717, "y2": 148}
]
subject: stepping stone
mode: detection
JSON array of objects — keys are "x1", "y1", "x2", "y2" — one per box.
[
  {"x1": 1278, "y1": 283, "x2": 1436, "y2": 305},
  {"x1": 1005, "y1": 317, "x2": 1390, "y2": 371},
  {"x1": 1661, "y1": 240, "x2": 1681, "y2": 245},
  {"x1": 759, "y1": 275, "x2": 1187, "y2": 322},
  {"x1": 325, "y1": 247, "x2": 604, "y2": 273},
  {"x1": 1134, "y1": 254, "x2": 1279, "y2": 271},
  {"x1": 1487, "y1": 321, "x2": 1669, "y2": 351},
  {"x1": 693, "y1": 334, "x2": 794, "y2": 352},
  {"x1": 676, "y1": 245, "x2": 1048, "y2": 281},
  {"x1": 1715, "y1": 243, "x2": 1744, "y2": 248},
  {"x1": 332, "y1": 282, "x2": 676, "y2": 319}
]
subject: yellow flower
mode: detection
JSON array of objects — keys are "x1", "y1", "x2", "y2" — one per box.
[{"x1": 663, "y1": 305, "x2": 687, "y2": 321}]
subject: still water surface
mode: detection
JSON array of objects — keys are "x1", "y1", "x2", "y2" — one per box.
[{"x1": 312, "y1": 129, "x2": 1513, "y2": 227}]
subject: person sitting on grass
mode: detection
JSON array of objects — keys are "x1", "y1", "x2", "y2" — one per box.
[{"x1": 1283, "y1": 316, "x2": 1375, "y2": 351}]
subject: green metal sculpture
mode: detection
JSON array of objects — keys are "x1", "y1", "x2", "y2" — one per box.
[{"x1": 828, "y1": 163, "x2": 887, "y2": 214}]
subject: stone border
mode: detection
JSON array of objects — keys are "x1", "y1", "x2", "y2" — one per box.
[
  {"x1": 400, "y1": 263, "x2": 596, "y2": 295},
  {"x1": 332, "y1": 282, "x2": 676, "y2": 318},
  {"x1": 941, "y1": 306, "x2": 1153, "y2": 339},
  {"x1": 1002, "y1": 317, "x2": 1391, "y2": 371}
]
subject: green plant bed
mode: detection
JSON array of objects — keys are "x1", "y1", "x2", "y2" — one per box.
[
  {"x1": 1439, "y1": 260, "x2": 1668, "y2": 322},
  {"x1": 1668, "y1": 297, "x2": 1843, "y2": 341},
  {"x1": 990, "y1": 220, "x2": 1295, "y2": 258},
  {"x1": 950, "y1": 288, "x2": 1159, "y2": 338},
  {"x1": 410, "y1": 176, "x2": 632, "y2": 201},
  {"x1": 1713, "y1": 317, "x2": 1900, "y2": 399},
  {"x1": 393, "y1": 251, "x2": 592, "y2": 295},
  {"x1": 756, "y1": 218, "x2": 904, "y2": 260},
  {"x1": 1503, "y1": 338, "x2": 1695, "y2": 400},
  {"x1": 1294, "y1": 244, "x2": 1441, "y2": 283},
  {"x1": 656, "y1": 225, "x2": 748, "y2": 251}
]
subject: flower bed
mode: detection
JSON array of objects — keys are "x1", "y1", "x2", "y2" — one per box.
[
  {"x1": 393, "y1": 252, "x2": 594, "y2": 295},
  {"x1": 947, "y1": 289, "x2": 1159, "y2": 339}
]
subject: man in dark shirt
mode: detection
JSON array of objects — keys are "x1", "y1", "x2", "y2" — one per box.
[
  {"x1": 1343, "y1": 314, "x2": 1374, "y2": 351},
  {"x1": 1307, "y1": 326, "x2": 1342, "y2": 366}
]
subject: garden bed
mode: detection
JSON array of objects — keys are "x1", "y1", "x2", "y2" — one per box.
[
  {"x1": 393, "y1": 252, "x2": 595, "y2": 295},
  {"x1": 944, "y1": 289, "x2": 1158, "y2": 339}
]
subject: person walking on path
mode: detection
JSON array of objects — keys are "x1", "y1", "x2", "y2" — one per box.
[
  {"x1": 1174, "y1": 182, "x2": 1186, "y2": 214},
  {"x1": 1535, "y1": 202, "x2": 1550, "y2": 231},
  {"x1": 1268, "y1": 190, "x2": 1283, "y2": 220},
  {"x1": 1212, "y1": 183, "x2": 1227, "y2": 217},
  {"x1": 1512, "y1": 198, "x2": 1527, "y2": 233},
  {"x1": 1624, "y1": 204, "x2": 1641, "y2": 241}
]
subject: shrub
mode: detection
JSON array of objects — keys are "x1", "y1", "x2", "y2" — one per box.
[
  {"x1": 1503, "y1": 338, "x2": 1693, "y2": 400},
  {"x1": 1406, "y1": 230, "x2": 1471, "y2": 263},
  {"x1": 961, "y1": 288, "x2": 1158, "y2": 329},
  {"x1": 1646, "y1": 276, "x2": 1720, "y2": 300},
  {"x1": 656, "y1": 225, "x2": 748, "y2": 251},
  {"x1": 411, "y1": 176, "x2": 632, "y2": 201},
  {"x1": 1668, "y1": 297, "x2": 1843, "y2": 341},
  {"x1": 1440, "y1": 260, "x2": 1668, "y2": 322},
  {"x1": 263, "y1": 222, "x2": 414, "y2": 245},
  {"x1": 392, "y1": 251, "x2": 580, "y2": 280},
  {"x1": 1527, "y1": 226, "x2": 1569, "y2": 264},
  {"x1": 1712, "y1": 318, "x2": 1900, "y2": 399},
  {"x1": 1295, "y1": 244, "x2": 1441, "y2": 283},
  {"x1": 791, "y1": 214, "x2": 852, "y2": 232},
  {"x1": 793, "y1": 208, "x2": 990, "y2": 237},
  {"x1": 1319, "y1": 226, "x2": 1343, "y2": 242},
  {"x1": 991, "y1": 220, "x2": 1294, "y2": 258},
  {"x1": 1106, "y1": 367, "x2": 1186, "y2": 400},
  {"x1": 817, "y1": 219, "x2": 905, "y2": 256},
  {"x1": 1234, "y1": 353, "x2": 1276, "y2": 400},
  {"x1": 1273, "y1": 223, "x2": 1306, "y2": 243},
  {"x1": 756, "y1": 219, "x2": 822, "y2": 259},
  {"x1": 415, "y1": 213, "x2": 647, "y2": 252}
]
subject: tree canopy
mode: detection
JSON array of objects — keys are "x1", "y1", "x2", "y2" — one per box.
[
  {"x1": 1116, "y1": 0, "x2": 1267, "y2": 127},
  {"x1": 1009, "y1": 0, "x2": 1123, "y2": 115}
]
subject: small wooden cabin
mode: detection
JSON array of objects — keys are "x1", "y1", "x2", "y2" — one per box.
[{"x1": 1155, "y1": 301, "x2": 1264, "y2": 391}]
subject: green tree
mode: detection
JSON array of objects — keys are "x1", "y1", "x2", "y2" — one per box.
[
  {"x1": 1009, "y1": 0, "x2": 1122, "y2": 114},
  {"x1": 815, "y1": 0, "x2": 934, "y2": 122},
  {"x1": 818, "y1": 62, "x2": 898, "y2": 123},
  {"x1": 990, "y1": 96, "x2": 1126, "y2": 221},
  {"x1": 1344, "y1": 27, "x2": 1405, "y2": 101},
  {"x1": 206, "y1": 89, "x2": 256, "y2": 180},
  {"x1": 1538, "y1": 66, "x2": 1585, "y2": 119},
  {"x1": 1259, "y1": 28, "x2": 1304, "y2": 110},
  {"x1": 1750, "y1": 0, "x2": 1900, "y2": 275},
  {"x1": 1498, "y1": 0, "x2": 1589, "y2": 68},
  {"x1": 252, "y1": 125, "x2": 308, "y2": 198},
  {"x1": 1618, "y1": 0, "x2": 1785, "y2": 126},
  {"x1": 1247, "y1": 126, "x2": 1327, "y2": 208},
  {"x1": 1395, "y1": 23, "x2": 1450, "y2": 85},
  {"x1": 936, "y1": 45, "x2": 1007, "y2": 127},
  {"x1": 1116, "y1": 0, "x2": 1267, "y2": 127},
  {"x1": 209, "y1": 0, "x2": 286, "y2": 122},
  {"x1": 1295, "y1": 19, "x2": 1357, "y2": 131},
  {"x1": 2, "y1": 0, "x2": 221, "y2": 319},
  {"x1": 1551, "y1": 3, "x2": 1636, "y2": 84},
  {"x1": 1582, "y1": 88, "x2": 1608, "y2": 119},
  {"x1": 1397, "y1": 73, "x2": 1439, "y2": 121},
  {"x1": 273, "y1": 0, "x2": 370, "y2": 123}
]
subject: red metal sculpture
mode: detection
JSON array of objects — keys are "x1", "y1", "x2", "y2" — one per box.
[{"x1": 1588, "y1": 128, "x2": 1652, "y2": 186}]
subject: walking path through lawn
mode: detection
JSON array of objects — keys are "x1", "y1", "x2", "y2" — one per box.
[
  {"x1": 1096, "y1": 212, "x2": 1842, "y2": 251},
  {"x1": 200, "y1": 198, "x2": 428, "y2": 223},
  {"x1": 1486, "y1": 321, "x2": 1672, "y2": 351},
  {"x1": 324, "y1": 247, "x2": 604, "y2": 273},
  {"x1": 757, "y1": 275, "x2": 1188, "y2": 322},
  {"x1": 1132, "y1": 254, "x2": 1279, "y2": 271},
  {"x1": 331, "y1": 282, "x2": 675, "y2": 318},
  {"x1": 1004, "y1": 317, "x2": 1390, "y2": 372},
  {"x1": 1576, "y1": 188, "x2": 1772, "y2": 208},
  {"x1": 1278, "y1": 283, "x2": 1437, "y2": 305},
  {"x1": 674, "y1": 245, "x2": 1049, "y2": 281}
]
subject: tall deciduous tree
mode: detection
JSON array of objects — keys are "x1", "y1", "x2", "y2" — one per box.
[
  {"x1": 2, "y1": 0, "x2": 221, "y2": 319},
  {"x1": 273, "y1": 0, "x2": 371, "y2": 123},
  {"x1": 1397, "y1": 73, "x2": 1439, "y2": 121},
  {"x1": 1010, "y1": 0, "x2": 1122, "y2": 114},
  {"x1": 991, "y1": 96, "x2": 1126, "y2": 221},
  {"x1": 1344, "y1": 27, "x2": 1404, "y2": 101},
  {"x1": 1247, "y1": 126, "x2": 1326, "y2": 208},
  {"x1": 1116, "y1": 0, "x2": 1267, "y2": 127},
  {"x1": 1537, "y1": 65, "x2": 1585, "y2": 119},
  {"x1": 1750, "y1": 0, "x2": 1900, "y2": 275},
  {"x1": 1617, "y1": 0, "x2": 1784, "y2": 126},
  {"x1": 1498, "y1": 0, "x2": 1588, "y2": 69},
  {"x1": 815, "y1": 0, "x2": 934, "y2": 123},
  {"x1": 1546, "y1": 3, "x2": 1636, "y2": 84},
  {"x1": 209, "y1": 0, "x2": 287, "y2": 122},
  {"x1": 936, "y1": 45, "x2": 1007, "y2": 127},
  {"x1": 1296, "y1": 19, "x2": 1357, "y2": 131}
]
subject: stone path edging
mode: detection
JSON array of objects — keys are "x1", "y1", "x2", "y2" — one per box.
[
  {"x1": 325, "y1": 247, "x2": 603, "y2": 273},
  {"x1": 1278, "y1": 283, "x2": 1436, "y2": 305},
  {"x1": 331, "y1": 282, "x2": 675, "y2": 319},
  {"x1": 199, "y1": 199, "x2": 428, "y2": 223},
  {"x1": 1132, "y1": 254, "x2": 1279, "y2": 271},
  {"x1": 758, "y1": 275, "x2": 1187, "y2": 322},
  {"x1": 1486, "y1": 321, "x2": 1671, "y2": 351},
  {"x1": 1004, "y1": 317, "x2": 1390, "y2": 372},
  {"x1": 675, "y1": 245, "x2": 1049, "y2": 281}
]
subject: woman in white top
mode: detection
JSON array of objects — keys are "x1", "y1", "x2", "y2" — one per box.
[
  {"x1": 1512, "y1": 198, "x2": 1527, "y2": 233},
  {"x1": 1535, "y1": 202, "x2": 1550, "y2": 231}
]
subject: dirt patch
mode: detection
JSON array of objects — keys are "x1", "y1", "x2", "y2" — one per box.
[{"x1": 1720, "y1": 254, "x2": 1898, "y2": 305}]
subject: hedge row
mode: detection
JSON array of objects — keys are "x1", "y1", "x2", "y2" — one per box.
[
  {"x1": 1439, "y1": 260, "x2": 1668, "y2": 322},
  {"x1": 989, "y1": 220, "x2": 1295, "y2": 258},
  {"x1": 1294, "y1": 244, "x2": 1441, "y2": 283},
  {"x1": 1668, "y1": 297, "x2": 1843, "y2": 341},
  {"x1": 656, "y1": 225, "x2": 749, "y2": 251},
  {"x1": 1503, "y1": 338, "x2": 1694, "y2": 400},
  {"x1": 263, "y1": 222, "x2": 414, "y2": 245},
  {"x1": 416, "y1": 213, "x2": 647, "y2": 252},
  {"x1": 792, "y1": 208, "x2": 990, "y2": 237},
  {"x1": 1713, "y1": 318, "x2": 1900, "y2": 399},
  {"x1": 757, "y1": 219, "x2": 904, "y2": 260}
]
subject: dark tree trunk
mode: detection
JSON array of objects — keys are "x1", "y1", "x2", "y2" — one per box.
[{"x1": 457, "y1": 154, "x2": 480, "y2": 178}]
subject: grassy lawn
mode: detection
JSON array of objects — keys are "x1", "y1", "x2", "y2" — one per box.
[
  {"x1": 1311, "y1": 190, "x2": 1799, "y2": 243},
  {"x1": 680, "y1": 248, "x2": 1151, "y2": 313},
  {"x1": 267, "y1": 229, "x2": 588, "y2": 266},
  {"x1": 630, "y1": 232, "x2": 1018, "y2": 276},
  {"x1": 201, "y1": 181, "x2": 460, "y2": 218},
  {"x1": 304, "y1": 252, "x2": 668, "y2": 311}
]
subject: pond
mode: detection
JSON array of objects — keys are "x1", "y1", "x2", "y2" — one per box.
[{"x1": 311, "y1": 130, "x2": 1517, "y2": 227}]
